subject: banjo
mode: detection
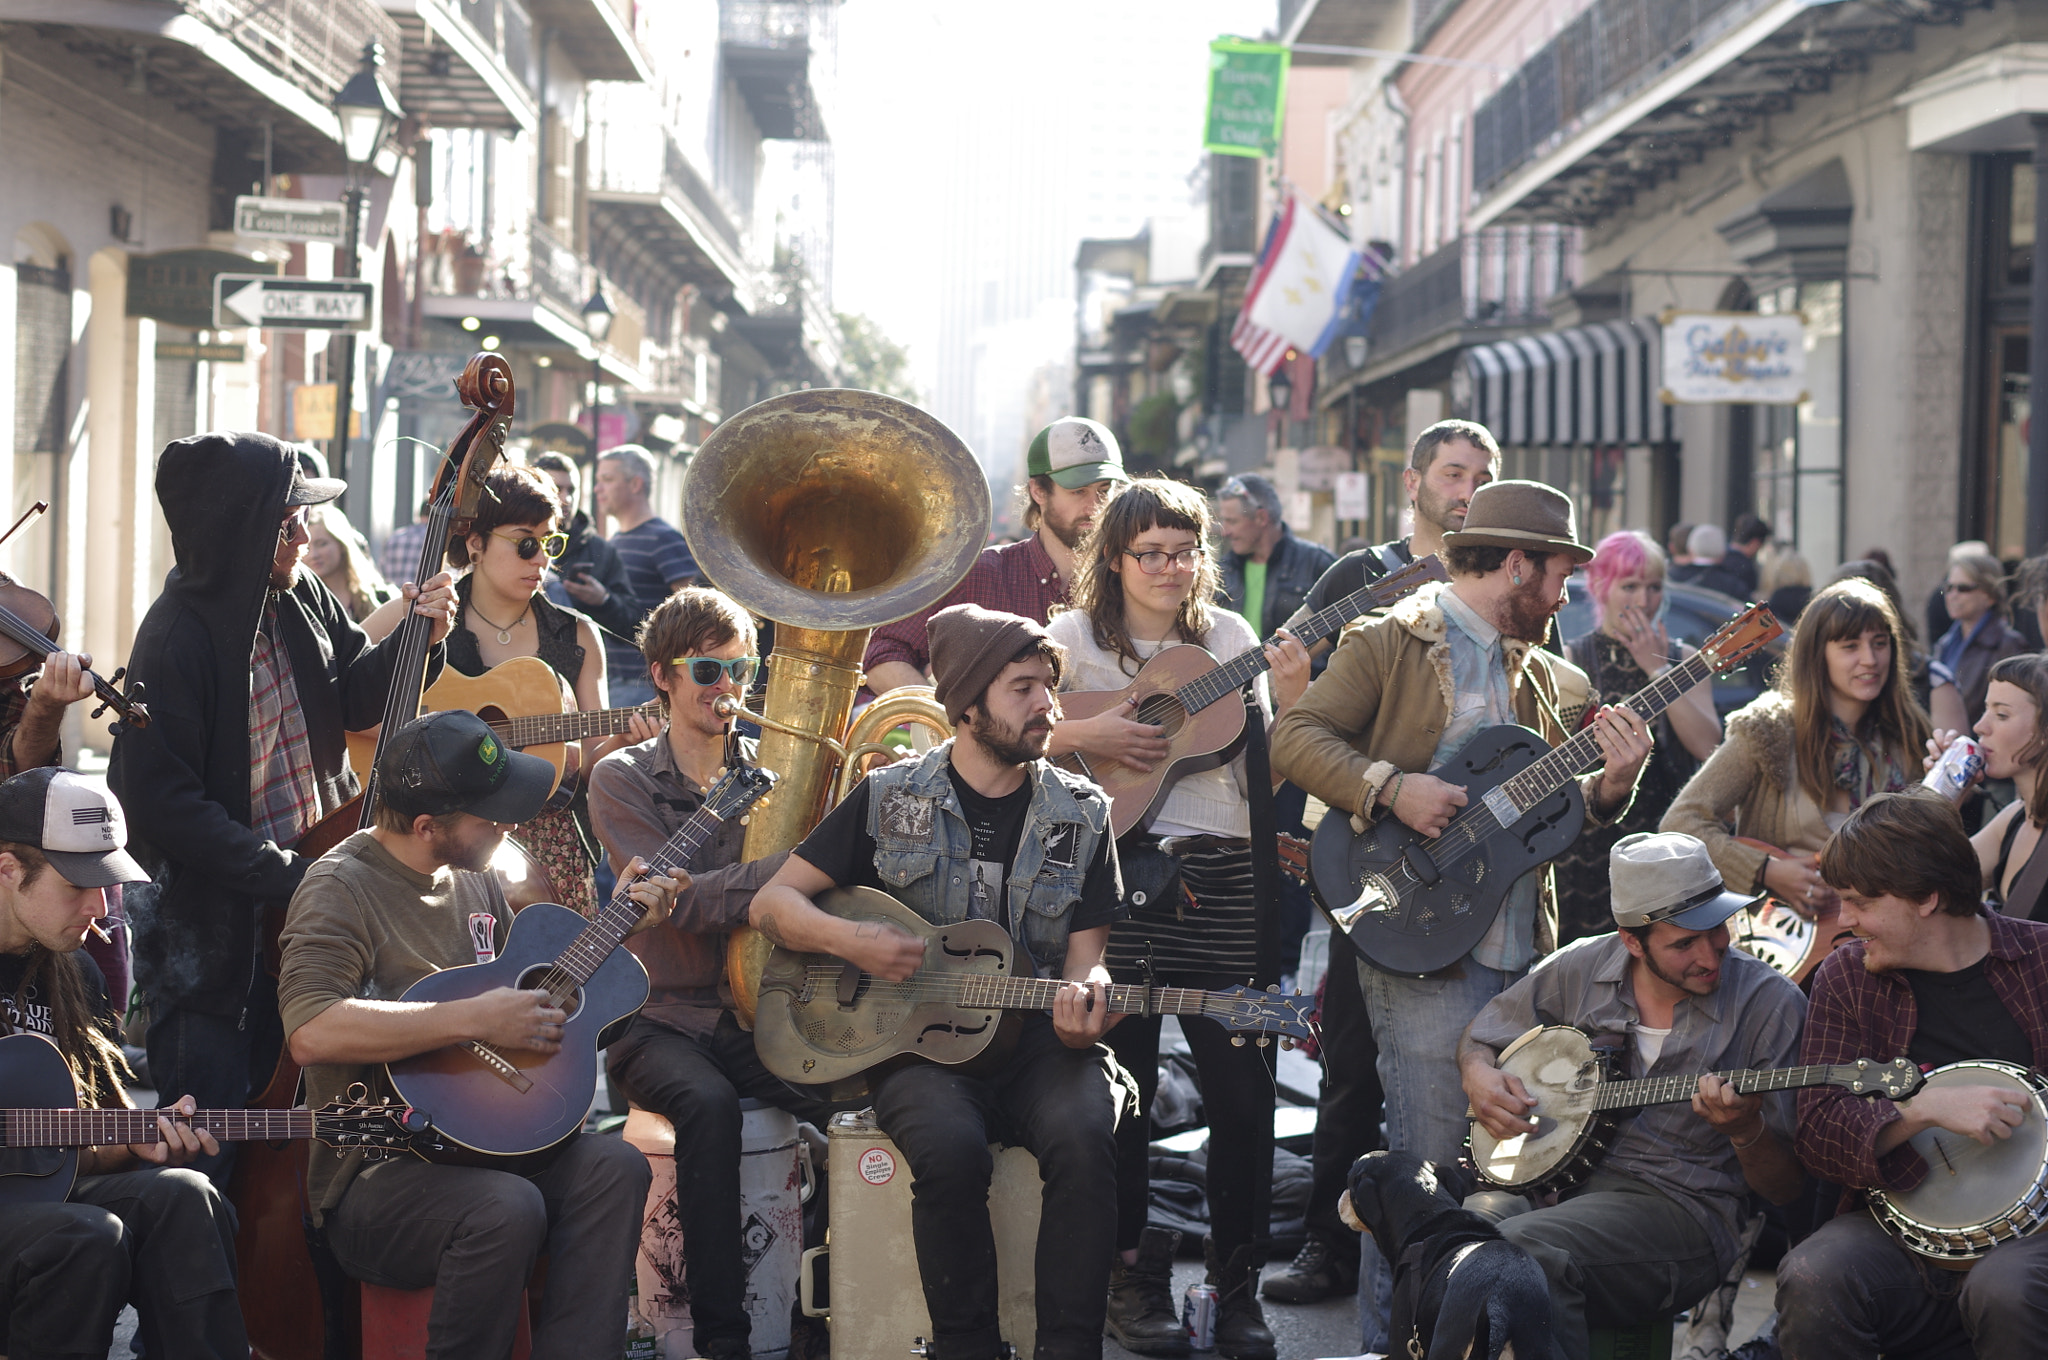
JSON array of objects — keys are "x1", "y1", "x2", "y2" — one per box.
[
  {"x1": 1469, "y1": 1025, "x2": 1921, "y2": 1194},
  {"x1": 1873, "y1": 1060, "x2": 2048, "y2": 1264}
]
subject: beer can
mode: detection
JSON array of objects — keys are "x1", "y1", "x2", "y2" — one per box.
[
  {"x1": 1922, "y1": 738, "x2": 1985, "y2": 804},
  {"x1": 1183, "y1": 1282, "x2": 1219, "y2": 1350}
]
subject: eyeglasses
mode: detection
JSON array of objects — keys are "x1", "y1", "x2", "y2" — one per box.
[
  {"x1": 279, "y1": 508, "x2": 309, "y2": 542},
  {"x1": 1944, "y1": 583, "x2": 1983, "y2": 595},
  {"x1": 1124, "y1": 548, "x2": 1205, "y2": 575},
  {"x1": 491, "y1": 529, "x2": 568, "y2": 560},
  {"x1": 669, "y1": 655, "x2": 760, "y2": 687}
]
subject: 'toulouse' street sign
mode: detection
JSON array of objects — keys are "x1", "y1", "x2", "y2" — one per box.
[
  {"x1": 233, "y1": 195, "x2": 348, "y2": 245},
  {"x1": 213, "y1": 275, "x2": 375, "y2": 332}
]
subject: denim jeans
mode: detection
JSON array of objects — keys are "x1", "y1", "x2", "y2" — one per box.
[
  {"x1": 869, "y1": 1015, "x2": 1123, "y2": 1360},
  {"x1": 0, "y1": 1168, "x2": 247, "y2": 1360},
  {"x1": 1352, "y1": 953, "x2": 1521, "y2": 1354},
  {"x1": 1304, "y1": 935, "x2": 1382, "y2": 1266},
  {"x1": 144, "y1": 971, "x2": 284, "y2": 1187}
]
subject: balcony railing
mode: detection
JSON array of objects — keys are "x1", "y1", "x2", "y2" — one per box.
[
  {"x1": 186, "y1": 0, "x2": 403, "y2": 103},
  {"x1": 1368, "y1": 226, "x2": 1577, "y2": 361},
  {"x1": 1470, "y1": 0, "x2": 1753, "y2": 197},
  {"x1": 719, "y1": 0, "x2": 831, "y2": 140}
]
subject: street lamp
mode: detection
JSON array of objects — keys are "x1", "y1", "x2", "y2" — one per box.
[
  {"x1": 1268, "y1": 365, "x2": 1293, "y2": 417},
  {"x1": 580, "y1": 286, "x2": 616, "y2": 493},
  {"x1": 328, "y1": 41, "x2": 402, "y2": 490}
]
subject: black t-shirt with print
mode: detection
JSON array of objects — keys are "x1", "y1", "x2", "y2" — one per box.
[
  {"x1": 794, "y1": 765, "x2": 1122, "y2": 938},
  {"x1": 0, "y1": 948, "x2": 116, "y2": 1042},
  {"x1": 1904, "y1": 958, "x2": 2033, "y2": 1070}
]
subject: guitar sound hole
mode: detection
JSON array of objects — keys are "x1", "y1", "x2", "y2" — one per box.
[
  {"x1": 1132, "y1": 695, "x2": 1187, "y2": 738},
  {"x1": 515, "y1": 966, "x2": 583, "y2": 1021}
]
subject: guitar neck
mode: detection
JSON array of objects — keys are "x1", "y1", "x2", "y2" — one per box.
[
  {"x1": 493, "y1": 704, "x2": 658, "y2": 749},
  {"x1": 1492, "y1": 648, "x2": 1718, "y2": 820},
  {"x1": 2, "y1": 1107, "x2": 314, "y2": 1148},
  {"x1": 1594, "y1": 1062, "x2": 1841, "y2": 1112},
  {"x1": 545, "y1": 802, "x2": 728, "y2": 992},
  {"x1": 953, "y1": 974, "x2": 1232, "y2": 1019}
]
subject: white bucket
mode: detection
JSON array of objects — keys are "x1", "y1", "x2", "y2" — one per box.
[{"x1": 626, "y1": 1101, "x2": 809, "y2": 1360}]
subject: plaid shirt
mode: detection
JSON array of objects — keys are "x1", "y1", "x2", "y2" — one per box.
[
  {"x1": 248, "y1": 600, "x2": 322, "y2": 847},
  {"x1": 864, "y1": 534, "x2": 1068, "y2": 676},
  {"x1": 1797, "y1": 913, "x2": 2048, "y2": 1194},
  {"x1": 0, "y1": 677, "x2": 57, "y2": 777}
]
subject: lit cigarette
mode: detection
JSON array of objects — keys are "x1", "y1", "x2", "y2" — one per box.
[{"x1": 86, "y1": 920, "x2": 113, "y2": 943}]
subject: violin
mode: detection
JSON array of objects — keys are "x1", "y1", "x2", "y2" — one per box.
[{"x1": 0, "y1": 571, "x2": 151, "y2": 734}]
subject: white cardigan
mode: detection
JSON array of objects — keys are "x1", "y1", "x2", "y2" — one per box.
[{"x1": 1045, "y1": 607, "x2": 1272, "y2": 839}]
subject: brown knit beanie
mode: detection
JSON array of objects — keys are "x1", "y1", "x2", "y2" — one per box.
[{"x1": 927, "y1": 603, "x2": 1056, "y2": 724}]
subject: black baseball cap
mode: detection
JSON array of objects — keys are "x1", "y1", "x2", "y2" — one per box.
[
  {"x1": 376, "y1": 711, "x2": 554, "y2": 823},
  {"x1": 0, "y1": 769, "x2": 148, "y2": 888},
  {"x1": 287, "y1": 447, "x2": 346, "y2": 507}
]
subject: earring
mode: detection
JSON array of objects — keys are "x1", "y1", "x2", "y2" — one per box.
[{"x1": 1512, "y1": 574, "x2": 1522, "y2": 585}]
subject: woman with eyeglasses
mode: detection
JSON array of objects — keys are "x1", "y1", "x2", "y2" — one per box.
[
  {"x1": 1045, "y1": 476, "x2": 1309, "y2": 1360},
  {"x1": 1928, "y1": 549, "x2": 2029, "y2": 734},
  {"x1": 363, "y1": 462, "x2": 611, "y2": 914}
]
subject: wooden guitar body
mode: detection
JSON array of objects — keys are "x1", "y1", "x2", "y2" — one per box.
[
  {"x1": 1310, "y1": 724, "x2": 1584, "y2": 976},
  {"x1": 1057, "y1": 644, "x2": 1248, "y2": 837},
  {"x1": 230, "y1": 1051, "x2": 334, "y2": 1360},
  {"x1": 755, "y1": 888, "x2": 1019, "y2": 1086},
  {"x1": 345, "y1": 654, "x2": 572, "y2": 794},
  {"x1": 386, "y1": 901, "x2": 649, "y2": 1169}
]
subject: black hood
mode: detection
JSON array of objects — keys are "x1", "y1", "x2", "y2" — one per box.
[{"x1": 155, "y1": 430, "x2": 306, "y2": 640}]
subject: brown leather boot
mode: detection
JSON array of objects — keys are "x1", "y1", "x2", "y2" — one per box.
[
  {"x1": 1206, "y1": 1238, "x2": 1277, "y2": 1360},
  {"x1": 1105, "y1": 1227, "x2": 1190, "y2": 1356}
]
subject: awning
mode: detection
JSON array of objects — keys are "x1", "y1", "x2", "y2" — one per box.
[{"x1": 1453, "y1": 317, "x2": 1674, "y2": 448}]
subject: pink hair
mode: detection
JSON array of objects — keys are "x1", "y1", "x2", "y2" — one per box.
[{"x1": 1585, "y1": 530, "x2": 1665, "y2": 626}]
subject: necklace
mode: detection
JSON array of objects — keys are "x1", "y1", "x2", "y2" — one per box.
[{"x1": 467, "y1": 599, "x2": 530, "y2": 646}]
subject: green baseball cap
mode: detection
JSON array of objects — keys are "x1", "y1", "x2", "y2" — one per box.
[{"x1": 1026, "y1": 417, "x2": 1127, "y2": 490}]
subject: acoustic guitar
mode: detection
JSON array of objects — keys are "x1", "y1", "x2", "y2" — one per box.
[
  {"x1": 752, "y1": 885, "x2": 1315, "y2": 1085},
  {"x1": 1723, "y1": 836, "x2": 1857, "y2": 984},
  {"x1": 0, "y1": 1032, "x2": 414, "y2": 1208},
  {"x1": 1467, "y1": 1024, "x2": 1920, "y2": 1195},
  {"x1": 1309, "y1": 603, "x2": 1783, "y2": 976},
  {"x1": 1057, "y1": 556, "x2": 1448, "y2": 837},
  {"x1": 385, "y1": 764, "x2": 777, "y2": 1169},
  {"x1": 344, "y1": 654, "x2": 664, "y2": 796}
]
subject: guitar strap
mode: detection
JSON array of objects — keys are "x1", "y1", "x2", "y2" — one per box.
[{"x1": 2006, "y1": 824, "x2": 2048, "y2": 923}]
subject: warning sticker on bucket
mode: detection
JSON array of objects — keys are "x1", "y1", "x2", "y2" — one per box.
[{"x1": 858, "y1": 1147, "x2": 896, "y2": 1185}]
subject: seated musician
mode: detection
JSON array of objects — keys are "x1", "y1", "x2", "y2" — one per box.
[
  {"x1": 1458, "y1": 831, "x2": 1806, "y2": 1359},
  {"x1": 1268, "y1": 479, "x2": 1652, "y2": 1349},
  {"x1": 0, "y1": 769, "x2": 247, "y2": 1359},
  {"x1": 1776, "y1": 791, "x2": 2048, "y2": 1357},
  {"x1": 588, "y1": 586, "x2": 834, "y2": 1360},
  {"x1": 751, "y1": 603, "x2": 1127, "y2": 1360},
  {"x1": 278, "y1": 710, "x2": 677, "y2": 1358}
]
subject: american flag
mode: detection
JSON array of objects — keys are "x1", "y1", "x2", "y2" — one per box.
[{"x1": 1229, "y1": 201, "x2": 1296, "y2": 376}]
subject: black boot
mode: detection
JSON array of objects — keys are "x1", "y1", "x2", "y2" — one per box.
[
  {"x1": 1205, "y1": 1239, "x2": 1276, "y2": 1360},
  {"x1": 1106, "y1": 1226, "x2": 1190, "y2": 1357},
  {"x1": 1261, "y1": 1234, "x2": 1357, "y2": 1304}
]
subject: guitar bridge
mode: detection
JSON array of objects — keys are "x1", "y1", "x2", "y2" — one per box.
[{"x1": 460, "y1": 1041, "x2": 535, "y2": 1093}]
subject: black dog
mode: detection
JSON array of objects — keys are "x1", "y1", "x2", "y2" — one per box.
[{"x1": 1338, "y1": 1150, "x2": 1554, "y2": 1360}]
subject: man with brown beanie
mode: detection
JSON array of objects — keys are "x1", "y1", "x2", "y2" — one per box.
[
  {"x1": 752, "y1": 603, "x2": 1127, "y2": 1360},
  {"x1": 1271, "y1": 479, "x2": 1654, "y2": 1354}
]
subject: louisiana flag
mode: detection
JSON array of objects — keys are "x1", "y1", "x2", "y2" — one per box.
[{"x1": 1230, "y1": 193, "x2": 1366, "y2": 376}]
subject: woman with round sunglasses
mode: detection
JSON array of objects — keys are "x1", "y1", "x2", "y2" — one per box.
[
  {"x1": 1045, "y1": 476, "x2": 1309, "y2": 1360},
  {"x1": 364, "y1": 462, "x2": 613, "y2": 913}
]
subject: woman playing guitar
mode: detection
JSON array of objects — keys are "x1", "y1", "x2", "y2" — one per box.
[
  {"x1": 1044, "y1": 476, "x2": 1309, "y2": 1360},
  {"x1": 364, "y1": 463, "x2": 618, "y2": 914}
]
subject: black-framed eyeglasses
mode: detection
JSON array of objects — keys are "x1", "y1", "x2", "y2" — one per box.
[
  {"x1": 491, "y1": 529, "x2": 568, "y2": 560},
  {"x1": 1124, "y1": 547, "x2": 1205, "y2": 575},
  {"x1": 669, "y1": 655, "x2": 760, "y2": 687}
]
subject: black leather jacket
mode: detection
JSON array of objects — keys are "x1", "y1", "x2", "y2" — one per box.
[{"x1": 1218, "y1": 526, "x2": 1337, "y2": 639}]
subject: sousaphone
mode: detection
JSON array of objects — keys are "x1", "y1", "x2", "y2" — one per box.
[{"x1": 681, "y1": 389, "x2": 991, "y2": 1026}]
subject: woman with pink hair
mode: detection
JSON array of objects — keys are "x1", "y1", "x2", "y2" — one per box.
[{"x1": 1552, "y1": 529, "x2": 1724, "y2": 941}]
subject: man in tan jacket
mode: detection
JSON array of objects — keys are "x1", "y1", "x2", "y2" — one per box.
[{"x1": 1271, "y1": 479, "x2": 1653, "y2": 1353}]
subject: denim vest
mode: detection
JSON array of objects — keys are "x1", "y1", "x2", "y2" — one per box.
[{"x1": 866, "y1": 743, "x2": 1111, "y2": 976}]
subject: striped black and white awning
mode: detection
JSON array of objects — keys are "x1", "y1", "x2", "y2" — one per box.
[{"x1": 1450, "y1": 317, "x2": 1674, "y2": 448}]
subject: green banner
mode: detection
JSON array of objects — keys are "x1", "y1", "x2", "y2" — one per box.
[{"x1": 1204, "y1": 39, "x2": 1290, "y2": 158}]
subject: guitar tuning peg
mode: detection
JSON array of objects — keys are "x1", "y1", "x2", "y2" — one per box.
[
  {"x1": 1231, "y1": 1035, "x2": 1246, "y2": 1047},
  {"x1": 1280, "y1": 1038, "x2": 1294, "y2": 1051},
  {"x1": 1255, "y1": 1036, "x2": 1270, "y2": 1048},
  {"x1": 1266, "y1": 983, "x2": 1280, "y2": 994}
]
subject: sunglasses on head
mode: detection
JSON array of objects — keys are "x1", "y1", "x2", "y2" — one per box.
[
  {"x1": 490, "y1": 529, "x2": 568, "y2": 560},
  {"x1": 670, "y1": 655, "x2": 760, "y2": 687}
]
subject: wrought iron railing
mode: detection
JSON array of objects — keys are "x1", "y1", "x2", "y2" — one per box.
[
  {"x1": 184, "y1": 0, "x2": 404, "y2": 105},
  {"x1": 1368, "y1": 226, "x2": 1577, "y2": 360}
]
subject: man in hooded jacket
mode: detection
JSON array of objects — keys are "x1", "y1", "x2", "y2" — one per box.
[{"x1": 109, "y1": 431, "x2": 456, "y2": 1182}]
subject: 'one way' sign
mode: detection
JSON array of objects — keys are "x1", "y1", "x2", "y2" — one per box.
[{"x1": 213, "y1": 275, "x2": 375, "y2": 332}]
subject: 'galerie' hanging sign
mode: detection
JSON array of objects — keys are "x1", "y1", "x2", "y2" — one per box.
[{"x1": 1659, "y1": 311, "x2": 1807, "y2": 404}]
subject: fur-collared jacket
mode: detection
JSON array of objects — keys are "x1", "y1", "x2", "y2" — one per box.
[
  {"x1": 1271, "y1": 581, "x2": 1621, "y2": 964},
  {"x1": 1659, "y1": 690, "x2": 1835, "y2": 894}
]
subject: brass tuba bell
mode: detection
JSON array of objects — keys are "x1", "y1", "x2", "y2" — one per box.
[{"x1": 680, "y1": 389, "x2": 990, "y2": 1026}]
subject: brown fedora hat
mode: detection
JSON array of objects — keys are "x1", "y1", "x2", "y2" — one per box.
[{"x1": 1441, "y1": 479, "x2": 1594, "y2": 565}]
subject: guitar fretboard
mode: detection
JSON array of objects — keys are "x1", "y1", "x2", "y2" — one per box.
[
  {"x1": 1, "y1": 1108, "x2": 314, "y2": 1148},
  {"x1": 1595, "y1": 1063, "x2": 1846, "y2": 1112},
  {"x1": 954, "y1": 975, "x2": 1231, "y2": 1018},
  {"x1": 493, "y1": 703, "x2": 661, "y2": 749},
  {"x1": 1494, "y1": 649, "x2": 1717, "y2": 819}
]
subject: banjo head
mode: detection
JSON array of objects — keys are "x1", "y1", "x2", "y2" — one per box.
[
  {"x1": 1471, "y1": 1026, "x2": 1610, "y2": 1192},
  {"x1": 1878, "y1": 1062, "x2": 2048, "y2": 1260}
]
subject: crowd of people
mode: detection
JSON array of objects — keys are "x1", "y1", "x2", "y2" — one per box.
[{"x1": 4, "y1": 408, "x2": 2048, "y2": 1360}]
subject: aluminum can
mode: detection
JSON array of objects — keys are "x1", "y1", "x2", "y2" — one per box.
[
  {"x1": 1182, "y1": 1282, "x2": 1219, "y2": 1350},
  {"x1": 1922, "y1": 738, "x2": 1985, "y2": 804}
]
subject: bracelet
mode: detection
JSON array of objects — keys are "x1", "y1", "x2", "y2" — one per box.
[
  {"x1": 1387, "y1": 772, "x2": 1405, "y2": 810},
  {"x1": 1730, "y1": 1122, "x2": 1766, "y2": 1151}
]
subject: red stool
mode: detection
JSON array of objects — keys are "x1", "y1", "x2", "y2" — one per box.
[{"x1": 359, "y1": 1282, "x2": 533, "y2": 1360}]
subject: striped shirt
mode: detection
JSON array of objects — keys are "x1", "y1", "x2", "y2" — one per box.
[
  {"x1": 1466, "y1": 932, "x2": 1807, "y2": 1272},
  {"x1": 605, "y1": 517, "x2": 698, "y2": 680}
]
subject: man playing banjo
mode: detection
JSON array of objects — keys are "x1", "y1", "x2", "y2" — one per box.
[
  {"x1": 1777, "y1": 792, "x2": 2048, "y2": 1357},
  {"x1": 1457, "y1": 831, "x2": 1807, "y2": 1358}
]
